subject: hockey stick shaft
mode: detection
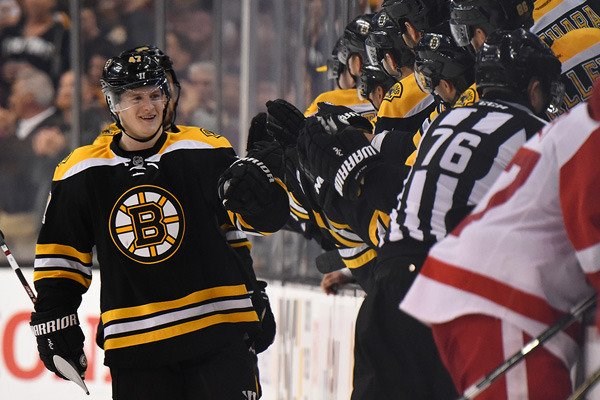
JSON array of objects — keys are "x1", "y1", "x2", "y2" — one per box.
[
  {"x1": 458, "y1": 294, "x2": 597, "y2": 400},
  {"x1": 567, "y1": 367, "x2": 600, "y2": 400},
  {"x1": 0, "y1": 230, "x2": 37, "y2": 304},
  {"x1": 0, "y1": 229, "x2": 89, "y2": 395}
]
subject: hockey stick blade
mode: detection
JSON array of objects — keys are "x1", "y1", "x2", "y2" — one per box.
[
  {"x1": 53, "y1": 355, "x2": 89, "y2": 395},
  {"x1": 458, "y1": 294, "x2": 597, "y2": 400}
]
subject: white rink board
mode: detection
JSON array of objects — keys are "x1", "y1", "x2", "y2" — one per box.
[
  {"x1": 0, "y1": 269, "x2": 597, "y2": 399},
  {"x1": 0, "y1": 269, "x2": 112, "y2": 400},
  {"x1": 0, "y1": 270, "x2": 363, "y2": 399}
]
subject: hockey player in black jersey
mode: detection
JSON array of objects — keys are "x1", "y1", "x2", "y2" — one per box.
[
  {"x1": 298, "y1": 28, "x2": 564, "y2": 399},
  {"x1": 449, "y1": 0, "x2": 535, "y2": 51},
  {"x1": 29, "y1": 49, "x2": 285, "y2": 399}
]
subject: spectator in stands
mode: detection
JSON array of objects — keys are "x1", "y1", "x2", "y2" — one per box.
[
  {"x1": 0, "y1": 0, "x2": 70, "y2": 88},
  {"x1": 166, "y1": 31, "x2": 193, "y2": 78},
  {"x1": 0, "y1": 0, "x2": 20, "y2": 30},
  {"x1": 54, "y1": 69, "x2": 111, "y2": 145},
  {"x1": 0, "y1": 66, "x2": 65, "y2": 260},
  {"x1": 180, "y1": 61, "x2": 218, "y2": 131},
  {"x1": 94, "y1": 0, "x2": 128, "y2": 49},
  {"x1": 85, "y1": 48, "x2": 113, "y2": 109},
  {"x1": 80, "y1": 6, "x2": 112, "y2": 67}
]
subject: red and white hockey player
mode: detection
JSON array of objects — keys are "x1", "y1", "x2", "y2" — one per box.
[{"x1": 400, "y1": 78, "x2": 600, "y2": 399}]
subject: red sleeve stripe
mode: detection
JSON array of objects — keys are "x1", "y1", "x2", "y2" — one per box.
[
  {"x1": 560, "y1": 128, "x2": 600, "y2": 251},
  {"x1": 420, "y1": 256, "x2": 582, "y2": 341}
]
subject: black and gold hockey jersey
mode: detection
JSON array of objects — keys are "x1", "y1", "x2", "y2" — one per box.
[
  {"x1": 304, "y1": 88, "x2": 377, "y2": 123},
  {"x1": 33, "y1": 126, "x2": 262, "y2": 368},
  {"x1": 287, "y1": 172, "x2": 380, "y2": 292},
  {"x1": 374, "y1": 75, "x2": 436, "y2": 135},
  {"x1": 549, "y1": 27, "x2": 600, "y2": 115},
  {"x1": 531, "y1": 0, "x2": 600, "y2": 43}
]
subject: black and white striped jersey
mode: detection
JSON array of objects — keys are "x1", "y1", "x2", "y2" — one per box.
[{"x1": 382, "y1": 99, "x2": 546, "y2": 259}]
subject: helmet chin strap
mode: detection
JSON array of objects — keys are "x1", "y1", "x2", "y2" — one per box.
[{"x1": 117, "y1": 120, "x2": 163, "y2": 143}]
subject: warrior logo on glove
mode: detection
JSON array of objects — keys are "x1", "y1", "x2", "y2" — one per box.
[
  {"x1": 31, "y1": 313, "x2": 78, "y2": 336},
  {"x1": 334, "y1": 145, "x2": 378, "y2": 196}
]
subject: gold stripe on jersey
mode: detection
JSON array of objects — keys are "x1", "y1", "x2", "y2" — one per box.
[
  {"x1": 220, "y1": 224, "x2": 252, "y2": 249},
  {"x1": 34, "y1": 255, "x2": 92, "y2": 275},
  {"x1": 368, "y1": 210, "x2": 391, "y2": 248},
  {"x1": 551, "y1": 28, "x2": 600, "y2": 64},
  {"x1": 289, "y1": 193, "x2": 309, "y2": 220},
  {"x1": 34, "y1": 243, "x2": 94, "y2": 287},
  {"x1": 325, "y1": 217, "x2": 352, "y2": 231},
  {"x1": 337, "y1": 245, "x2": 377, "y2": 269},
  {"x1": 311, "y1": 211, "x2": 363, "y2": 246},
  {"x1": 36, "y1": 243, "x2": 93, "y2": 264},
  {"x1": 550, "y1": 28, "x2": 600, "y2": 112},
  {"x1": 533, "y1": 1, "x2": 600, "y2": 43},
  {"x1": 104, "y1": 310, "x2": 258, "y2": 350},
  {"x1": 304, "y1": 88, "x2": 376, "y2": 122},
  {"x1": 102, "y1": 284, "x2": 250, "y2": 323},
  {"x1": 102, "y1": 284, "x2": 257, "y2": 350},
  {"x1": 227, "y1": 210, "x2": 263, "y2": 235},
  {"x1": 33, "y1": 269, "x2": 92, "y2": 288}
]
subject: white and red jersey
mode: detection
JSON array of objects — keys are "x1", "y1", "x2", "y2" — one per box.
[{"x1": 400, "y1": 98, "x2": 600, "y2": 370}]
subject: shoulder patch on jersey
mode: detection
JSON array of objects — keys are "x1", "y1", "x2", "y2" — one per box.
[
  {"x1": 167, "y1": 125, "x2": 232, "y2": 149},
  {"x1": 383, "y1": 82, "x2": 403, "y2": 102},
  {"x1": 455, "y1": 87, "x2": 478, "y2": 108}
]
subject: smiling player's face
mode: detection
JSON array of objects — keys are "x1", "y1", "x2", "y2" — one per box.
[{"x1": 116, "y1": 86, "x2": 167, "y2": 141}]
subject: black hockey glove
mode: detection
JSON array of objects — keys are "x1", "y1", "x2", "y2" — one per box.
[
  {"x1": 249, "y1": 280, "x2": 276, "y2": 354},
  {"x1": 218, "y1": 157, "x2": 278, "y2": 216},
  {"x1": 266, "y1": 99, "x2": 306, "y2": 146},
  {"x1": 246, "y1": 112, "x2": 271, "y2": 152},
  {"x1": 247, "y1": 140, "x2": 302, "y2": 188},
  {"x1": 30, "y1": 308, "x2": 87, "y2": 380},
  {"x1": 315, "y1": 102, "x2": 373, "y2": 135},
  {"x1": 298, "y1": 117, "x2": 380, "y2": 200}
]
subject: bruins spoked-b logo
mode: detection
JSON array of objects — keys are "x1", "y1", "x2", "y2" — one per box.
[{"x1": 110, "y1": 185, "x2": 185, "y2": 264}]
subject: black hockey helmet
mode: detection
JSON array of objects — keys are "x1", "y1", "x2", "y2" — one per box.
[
  {"x1": 327, "y1": 37, "x2": 346, "y2": 80},
  {"x1": 119, "y1": 45, "x2": 181, "y2": 131},
  {"x1": 358, "y1": 63, "x2": 397, "y2": 101},
  {"x1": 476, "y1": 28, "x2": 564, "y2": 113},
  {"x1": 365, "y1": 10, "x2": 415, "y2": 72},
  {"x1": 414, "y1": 32, "x2": 475, "y2": 95},
  {"x1": 449, "y1": 0, "x2": 534, "y2": 47},
  {"x1": 100, "y1": 52, "x2": 171, "y2": 135},
  {"x1": 381, "y1": 0, "x2": 449, "y2": 33},
  {"x1": 337, "y1": 14, "x2": 375, "y2": 65}
]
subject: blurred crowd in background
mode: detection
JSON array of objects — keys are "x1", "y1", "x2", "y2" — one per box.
[{"x1": 0, "y1": 0, "x2": 381, "y2": 283}]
